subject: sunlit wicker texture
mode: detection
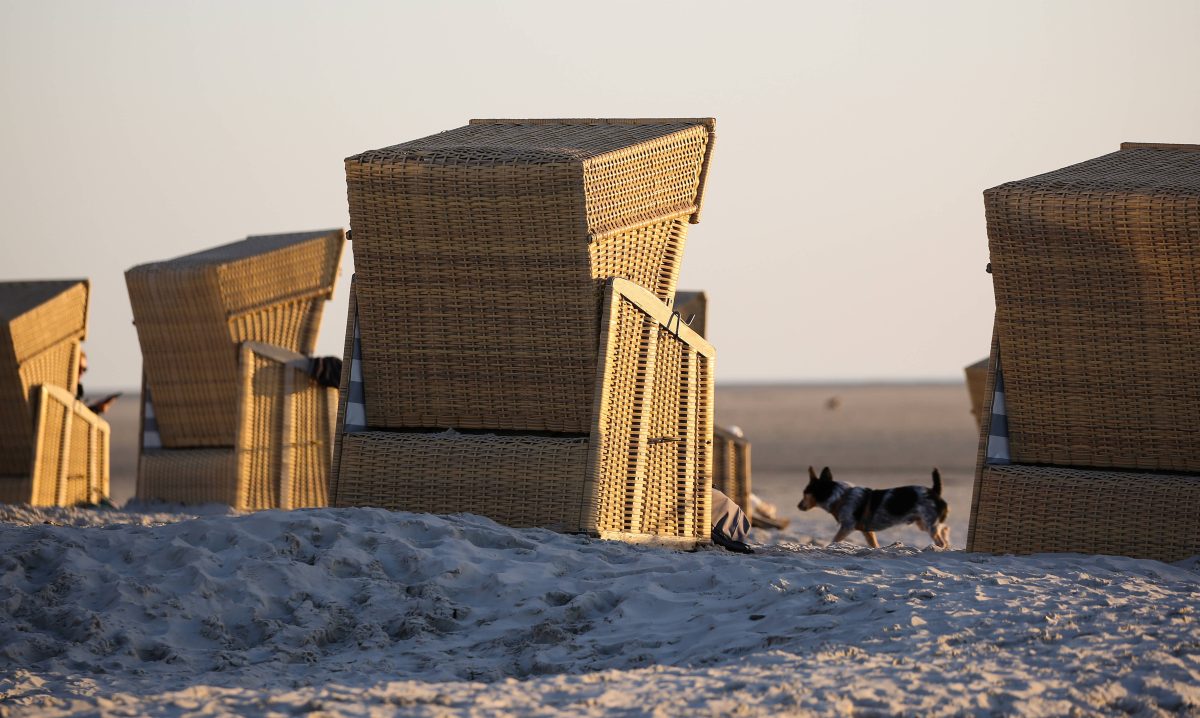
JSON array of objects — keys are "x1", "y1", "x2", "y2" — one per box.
[
  {"x1": 125, "y1": 230, "x2": 344, "y2": 448},
  {"x1": 0, "y1": 280, "x2": 87, "y2": 478},
  {"x1": 985, "y1": 143, "x2": 1200, "y2": 472},
  {"x1": 0, "y1": 384, "x2": 109, "y2": 507},
  {"x1": 330, "y1": 278, "x2": 714, "y2": 546},
  {"x1": 713, "y1": 426, "x2": 752, "y2": 518},
  {"x1": 137, "y1": 342, "x2": 337, "y2": 509},
  {"x1": 345, "y1": 119, "x2": 715, "y2": 434}
]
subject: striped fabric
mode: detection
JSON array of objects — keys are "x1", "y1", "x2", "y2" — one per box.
[
  {"x1": 985, "y1": 355, "x2": 1011, "y2": 465},
  {"x1": 344, "y1": 311, "x2": 366, "y2": 433},
  {"x1": 142, "y1": 387, "x2": 162, "y2": 450}
]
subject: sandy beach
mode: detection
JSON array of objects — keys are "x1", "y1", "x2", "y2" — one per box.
[{"x1": 5, "y1": 383, "x2": 1198, "y2": 717}]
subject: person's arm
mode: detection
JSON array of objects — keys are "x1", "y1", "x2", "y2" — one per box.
[{"x1": 87, "y1": 392, "x2": 121, "y2": 415}]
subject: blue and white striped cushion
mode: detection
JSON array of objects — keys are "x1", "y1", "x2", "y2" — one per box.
[
  {"x1": 985, "y1": 355, "x2": 1011, "y2": 465},
  {"x1": 344, "y1": 310, "x2": 367, "y2": 433},
  {"x1": 142, "y1": 387, "x2": 162, "y2": 450}
]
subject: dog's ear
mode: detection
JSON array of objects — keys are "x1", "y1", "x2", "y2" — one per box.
[
  {"x1": 819, "y1": 466, "x2": 833, "y2": 482},
  {"x1": 808, "y1": 466, "x2": 818, "y2": 481}
]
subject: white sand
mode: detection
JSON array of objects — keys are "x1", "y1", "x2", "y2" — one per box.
[
  {"x1": 4, "y1": 385, "x2": 1196, "y2": 716},
  {"x1": 2, "y1": 504, "x2": 1198, "y2": 717}
]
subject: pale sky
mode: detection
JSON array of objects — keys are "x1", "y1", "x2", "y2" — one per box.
[{"x1": 2, "y1": 0, "x2": 1198, "y2": 388}]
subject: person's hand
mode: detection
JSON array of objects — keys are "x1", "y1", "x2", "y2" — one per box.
[{"x1": 88, "y1": 393, "x2": 120, "y2": 415}]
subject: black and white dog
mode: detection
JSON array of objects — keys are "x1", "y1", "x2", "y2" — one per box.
[{"x1": 799, "y1": 466, "x2": 950, "y2": 549}]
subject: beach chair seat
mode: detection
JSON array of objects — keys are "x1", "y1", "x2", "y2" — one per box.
[
  {"x1": 969, "y1": 142, "x2": 1200, "y2": 561},
  {"x1": 127, "y1": 230, "x2": 345, "y2": 508},
  {"x1": 137, "y1": 342, "x2": 337, "y2": 509},
  {"x1": 330, "y1": 277, "x2": 715, "y2": 547},
  {"x1": 344, "y1": 118, "x2": 715, "y2": 434},
  {"x1": 972, "y1": 462, "x2": 1200, "y2": 561}
]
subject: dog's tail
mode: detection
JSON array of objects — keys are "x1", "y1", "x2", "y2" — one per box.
[{"x1": 931, "y1": 468, "x2": 949, "y2": 522}]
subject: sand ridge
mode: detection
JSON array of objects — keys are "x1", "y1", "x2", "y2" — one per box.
[{"x1": 2, "y1": 505, "x2": 1198, "y2": 716}]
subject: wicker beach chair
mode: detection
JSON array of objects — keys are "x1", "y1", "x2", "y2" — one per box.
[
  {"x1": 0, "y1": 280, "x2": 109, "y2": 506},
  {"x1": 344, "y1": 118, "x2": 715, "y2": 434},
  {"x1": 967, "y1": 143, "x2": 1200, "y2": 562},
  {"x1": 330, "y1": 277, "x2": 715, "y2": 547},
  {"x1": 127, "y1": 230, "x2": 344, "y2": 508}
]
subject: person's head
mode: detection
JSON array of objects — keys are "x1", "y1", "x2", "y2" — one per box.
[{"x1": 79, "y1": 349, "x2": 88, "y2": 376}]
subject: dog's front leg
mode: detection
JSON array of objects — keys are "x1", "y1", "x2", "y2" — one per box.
[
  {"x1": 935, "y1": 524, "x2": 951, "y2": 549},
  {"x1": 831, "y1": 525, "x2": 854, "y2": 545},
  {"x1": 861, "y1": 531, "x2": 879, "y2": 548}
]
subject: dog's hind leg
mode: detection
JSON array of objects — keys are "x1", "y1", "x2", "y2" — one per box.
[{"x1": 862, "y1": 531, "x2": 880, "y2": 548}]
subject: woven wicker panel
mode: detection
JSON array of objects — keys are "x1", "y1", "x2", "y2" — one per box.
[
  {"x1": 0, "y1": 281, "x2": 88, "y2": 364},
  {"x1": 138, "y1": 448, "x2": 236, "y2": 505},
  {"x1": 0, "y1": 280, "x2": 86, "y2": 477},
  {"x1": 349, "y1": 211, "x2": 694, "y2": 434},
  {"x1": 127, "y1": 230, "x2": 343, "y2": 447},
  {"x1": 963, "y1": 357, "x2": 989, "y2": 429},
  {"x1": 676, "y1": 328, "x2": 710, "y2": 537},
  {"x1": 229, "y1": 297, "x2": 326, "y2": 357},
  {"x1": 713, "y1": 427, "x2": 751, "y2": 515},
  {"x1": 591, "y1": 212, "x2": 691, "y2": 306},
  {"x1": 985, "y1": 144, "x2": 1200, "y2": 471},
  {"x1": 29, "y1": 388, "x2": 70, "y2": 506},
  {"x1": 337, "y1": 431, "x2": 592, "y2": 530},
  {"x1": 234, "y1": 342, "x2": 334, "y2": 510},
  {"x1": 5, "y1": 385, "x2": 109, "y2": 507},
  {"x1": 346, "y1": 119, "x2": 713, "y2": 433},
  {"x1": 586, "y1": 279, "x2": 714, "y2": 542},
  {"x1": 0, "y1": 476, "x2": 34, "y2": 505},
  {"x1": 0, "y1": 339, "x2": 79, "y2": 476},
  {"x1": 584, "y1": 295, "x2": 651, "y2": 535},
  {"x1": 63, "y1": 413, "x2": 93, "y2": 506},
  {"x1": 969, "y1": 463, "x2": 1200, "y2": 562},
  {"x1": 641, "y1": 328, "x2": 693, "y2": 538},
  {"x1": 93, "y1": 414, "x2": 110, "y2": 502}
]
